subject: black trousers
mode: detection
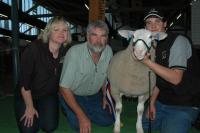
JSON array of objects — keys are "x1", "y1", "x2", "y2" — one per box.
[
  {"x1": 14, "y1": 93, "x2": 59, "y2": 133},
  {"x1": 194, "y1": 112, "x2": 200, "y2": 130}
]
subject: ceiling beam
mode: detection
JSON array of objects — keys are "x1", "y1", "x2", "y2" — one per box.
[
  {"x1": 0, "y1": 2, "x2": 46, "y2": 29},
  {"x1": 0, "y1": 28, "x2": 37, "y2": 41},
  {"x1": 112, "y1": 6, "x2": 186, "y2": 13},
  {"x1": 34, "y1": 0, "x2": 88, "y2": 26}
]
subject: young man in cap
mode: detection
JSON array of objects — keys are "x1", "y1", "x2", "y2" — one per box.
[{"x1": 142, "y1": 8, "x2": 200, "y2": 133}]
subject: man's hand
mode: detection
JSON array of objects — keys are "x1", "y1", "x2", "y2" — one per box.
[
  {"x1": 78, "y1": 114, "x2": 91, "y2": 133},
  {"x1": 59, "y1": 87, "x2": 92, "y2": 133},
  {"x1": 141, "y1": 52, "x2": 151, "y2": 64},
  {"x1": 146, "y1": 103, "x2": 156, "y2": 120}
]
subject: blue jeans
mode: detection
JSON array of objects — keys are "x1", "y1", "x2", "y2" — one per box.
[
  {"x1": 59, "y1": 92, "x2": 114, "y2": 132},
  {"x1": 142, "y1": 101, "x2": 199, "y2": 133}
]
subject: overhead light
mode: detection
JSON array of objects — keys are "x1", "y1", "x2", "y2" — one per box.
[
  {"x1": 176, "y1": 13, "x2": 182, "y2": 20},
  {"x1": 84, "y1": 4, "x2": 89, "y2": 10},
  {"x1": 0, "y1": 13, "x2": 8, "y2": 18},
  {"x1": 170, "y1": 22, "x2": 174, "y2": 27}
]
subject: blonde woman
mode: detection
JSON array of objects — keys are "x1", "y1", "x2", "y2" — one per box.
[{"x1": 14, "y1": 16, "x2": 71, "y2": 133}]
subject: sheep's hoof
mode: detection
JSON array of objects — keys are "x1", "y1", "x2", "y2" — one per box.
[
  {"x1": 113, "y1": 130, "x2": 120, "y2": 133},
  {"x1": 114, "y1": 126, "x2": 120, "y2": 133},
  {"x1": 136, "y1": 130, "x2": 144, "y2": 133}
]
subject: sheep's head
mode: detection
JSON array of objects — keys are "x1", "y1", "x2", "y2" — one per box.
[{"x1": 118, "y1": 29, "x2": 167, "y2": 60}]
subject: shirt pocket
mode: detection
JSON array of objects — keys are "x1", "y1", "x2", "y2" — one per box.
[{"x1": 73, "y1": 65, "x2": 91, "y2": 88}]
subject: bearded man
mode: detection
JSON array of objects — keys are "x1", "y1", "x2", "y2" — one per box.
[{"x1": 59, "y1": 20, "x2": 114, "y2": 133}]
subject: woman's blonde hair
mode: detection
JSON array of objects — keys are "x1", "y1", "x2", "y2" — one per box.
[{"x1": 38, "y1": 16, "x2": 72, "y2": 46}]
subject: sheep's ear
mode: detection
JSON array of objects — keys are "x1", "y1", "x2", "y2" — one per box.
[
  {"x1": 152, "y1": 32, "x2": 167, "y2": 41},
  {"x1": 118, "y1": 30, "x2": 135, "y2": 40}
]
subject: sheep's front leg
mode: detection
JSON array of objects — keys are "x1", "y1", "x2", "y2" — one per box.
[
  {"x1": 136, "y1": 95, "x2": 148, "y2": 133},
  {"x1": 114, "y1": 100, "x2": 122, "y2": 133}
]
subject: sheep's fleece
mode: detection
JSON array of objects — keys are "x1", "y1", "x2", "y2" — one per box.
[{"x1": 107, "y1": 29, "x2": 167, "y2": 133}]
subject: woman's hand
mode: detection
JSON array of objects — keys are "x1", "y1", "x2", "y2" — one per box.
[{"x1": 20, "y1": 106, "x2": 39, "y2": 127}]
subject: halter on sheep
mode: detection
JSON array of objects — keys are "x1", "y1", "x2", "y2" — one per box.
[{"x1": 107, "y1": 29, "x2": 167, "y2": 133}]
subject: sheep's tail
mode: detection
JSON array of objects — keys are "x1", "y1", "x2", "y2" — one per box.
[{"x1": 105, "y1": 79, "x2": 116, "y2": 119}]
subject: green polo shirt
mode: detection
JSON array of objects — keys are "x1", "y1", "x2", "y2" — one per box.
[{"x1": 59, "y1": 42, "x2": 113, "y2": 96}]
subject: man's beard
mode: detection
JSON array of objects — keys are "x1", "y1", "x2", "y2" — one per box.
[{"x1": 87, "y1": 43, "x2": 105, "y2": 53}]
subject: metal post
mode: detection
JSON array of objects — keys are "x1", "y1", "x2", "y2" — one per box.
[{"x1": 11, "y1": 0, "x2": 20, "y2": 90}]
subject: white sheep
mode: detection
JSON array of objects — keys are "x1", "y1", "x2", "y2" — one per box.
[{"x1": 107, "y1": 29, "x2": 167, "y2": 133}]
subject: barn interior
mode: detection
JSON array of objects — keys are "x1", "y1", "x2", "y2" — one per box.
[{"x1": 0, "y1": 0, "x2": 200, "y2": 132}]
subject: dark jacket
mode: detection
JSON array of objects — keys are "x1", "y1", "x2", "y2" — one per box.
[
  {"x1": 156, "y1": 33, "x2": 200, "y2": 107},
  {"x1": 17, "y1": 40, "x2": 66, "y2": 99}
]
